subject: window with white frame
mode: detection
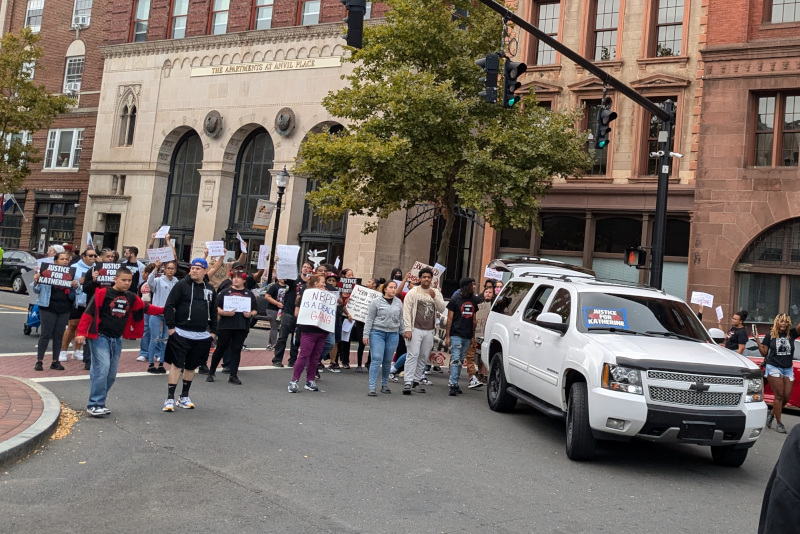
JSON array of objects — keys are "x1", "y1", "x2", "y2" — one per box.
[
  {"x1": 25, "y1": 0, "x2": 44, "y2": 33},
  {"x1": 365, "y1": 1, "x2": 372, "y2": 19},
  {"x1": 73, "y1": 0, "x2": 92, "y2": 25},
  {"x1": 255, "y1": 0, "x2": 273, "y2": 29},
  {"x1": 171, "y1": 0, "x2": 188, "y2": 38},
  {"x1": 44, "y1": 129, "x2": 83, "y2": 169},
  {"x1": 300, "y1": 0, "x2": 320, "y2": 25},
  {"x1": 63, "y1": 56, "x2": 84, "y2": 93},
  {"x1": 210, "y1": 0, "x2": 229, "y2": 35},
  {"x1": 4, "y1": 131, "x2": 32, "y2": 167}
]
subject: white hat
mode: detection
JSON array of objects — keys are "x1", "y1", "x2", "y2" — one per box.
[{"x1": 52, "y1": 245, "x2": 65, "y2": 254}]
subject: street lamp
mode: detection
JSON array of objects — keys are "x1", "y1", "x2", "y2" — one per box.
[{"x1": 266, "y1": 166, "x2": 290, "y2": 283}]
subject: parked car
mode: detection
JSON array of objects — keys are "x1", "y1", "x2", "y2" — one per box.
[
  {"x1": 0, "y1": 250, "x2": 40, "y2": 293},
  {"x1": 745, "y1": 338, "x2": 800, "y2": 409},
  {"x1": 481, "y1": 258, "x2": 767, "y2": 467}
]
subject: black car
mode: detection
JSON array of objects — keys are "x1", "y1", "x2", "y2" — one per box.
[{"x1": 0, "y1": 250, "x2": 40, "y2": 293}]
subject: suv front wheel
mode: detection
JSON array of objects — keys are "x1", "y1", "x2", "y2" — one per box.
[
  {"x1": 487, "y1": 352, "x2": 517, "y2": 412},
  {"x1": 566, "y1": 381, "x2": 596, "y2": 461}
]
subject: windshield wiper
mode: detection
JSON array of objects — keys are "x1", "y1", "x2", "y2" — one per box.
[
  {"x1": 644, "y1": 331, "x2": 700, "y2": 343},
  {"x1": 587, "y1": 327, "x2": 643, "y2": 335}
]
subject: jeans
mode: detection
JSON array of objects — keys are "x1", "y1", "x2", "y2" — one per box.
[
  {"x1": 449, "y1": 336, "x2": 469, "y2": 386},
  {"x1": 88, "y1": 335, "x2": 122, "y2": 408},
  {"x1": 272, "y1": 314, "x2": 299, "y2": 365},
  {"x1": 368, "y1": 330, "x2": 399, "y2": 389},
  {"x1": 147, "y1": 315, "x2": 167, "y2": 365},
  {"x1": 321, "y1": 332, "x2": 335, "y2": 362},
  {"x1": 404, "y1": 328, "x2": 434, "y2": 385},
  {"x1": 139, "y1": 318, "x2": 150, "y2": 358},
  {"x1": 38, "y1": 308, "x2": 70, "y2": 362},
  {"x1": 392, "y1": 353, "x2": 406, "y2": 372},
  {"x1": 292, "y1": 331, "x2": 327, "y2": 383}
]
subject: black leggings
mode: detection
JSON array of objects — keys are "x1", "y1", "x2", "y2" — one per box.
[
  {"x1": 38, "y1": 308, "x2": 70, "y2": 362},
  {"x1": 210, "y1": 329, "x2": 248, "y2": 376}
]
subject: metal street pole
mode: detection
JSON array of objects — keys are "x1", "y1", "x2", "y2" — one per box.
[
  {"x1": 266, "y1": 167, "x2": 289, "y2": 283},
  {"x1": 649, "y1": 100, "x2": 674, "y2": 290}
]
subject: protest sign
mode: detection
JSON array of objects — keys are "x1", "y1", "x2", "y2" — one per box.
[
  {"x1": 257, "y1": 245, "x2": 270, "y2": 270},
  {"x1": 236, "y1": 232, "x2": 247, "y2": 253},
  {"x1": 297, "y1": 288, "x2": 338, "y2": 333},
  {"x1": 154, "y1": 225, "x2": 170, "y2": 239},
  {"x1": 484, "y1": 266, "x2": 503, "y2": 281},
  {"x1": 433, "y1": 262, "x2": 446, "y2": 282},
  {"x1": 38, "y1": 264, "x2": 76, "y2": 288},
  {"x1": 206, "y1": 241, "x2": 225, "y2": 257},
  {"x1": 96, "y1": 262, "x2": 121, "y2": 286},
  {"x1": 147, "y1": 247, "x2": 175, "y2": 263},
  {"x1": 345, "y1": 285, "x2": 382, "y2": 323},
  {"x1": 276, "y1": 244, "x2": 300, "y2": 280},
  {"x1": 338, "y1": 277, "x2": 361, "y2": 297},
  {"x1": 252, "y1": 200, "x2": 276, "y2": 230},
  {"x1": 408, "y1": 261, "x2": 444, "y2": 284},
  {"x1": 715, "y1": 306, "x2": 724, "y2": 321},
  {"x1": 223, "y1": 295, "x2": 253, "y2": 313},
  {"x1": 86, "y1": 232, "x2": 93, "y2": 248},
  {"x1": 475, "y1": 301, "x2": 492, "y2": 339},
  {"x1": 690, "y1": 291, "x2": 714, "y2": 308}
]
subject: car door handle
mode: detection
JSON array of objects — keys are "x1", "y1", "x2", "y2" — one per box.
[
  {"x1": 513, "y1": 329, "x2": 521, "y2": 337},
  {"x1": 533, "y1": 336, "x2": 543, "y2": 345}
]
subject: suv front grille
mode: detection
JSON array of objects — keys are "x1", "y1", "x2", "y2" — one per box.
[
  {"x1": 649, "y1": 386, "x2": 741, "y2": 407},
  {"x1": 647, "y1": 371, "x2": 743, "y2": 386}
]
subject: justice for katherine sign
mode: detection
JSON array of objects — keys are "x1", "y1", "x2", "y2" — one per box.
[{"x1": 297, "y1": 288, "x2": 338, "y2": 333}]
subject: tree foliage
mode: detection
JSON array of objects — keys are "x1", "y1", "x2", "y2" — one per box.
[
  {"x1": 295, "y1": 0, "x2": 593, "y2": 263},
  {"x1": 0, "y1": 28, "x2": 73, "y2": 193}
]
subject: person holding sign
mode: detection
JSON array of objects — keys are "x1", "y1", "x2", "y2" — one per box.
[
  {"x1": 59, "y1": 248, "x2": 97, "y2": 364},
  {"x1": 207, "y1": 268, "x2": 258, "y2": 385},
  {"x1": 288, "y1": 275, "x2": 329, "y2": 393},
  {"x1": 363, "y1": 281, "x2": 404, "y2": 396},
  {"x1": 32, "y1": 252, "x2": 78, "y2": 371},
  {"x1": 754, "y1": 314, "x2": 800, "y2": 434},
  {"x1": 402, "y1": 268, "x2": 446, "y2": 395}
]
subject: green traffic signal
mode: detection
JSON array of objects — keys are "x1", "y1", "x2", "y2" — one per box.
[
  {"x1": 594, "y1": 107, "x2": 617, "y2": 150},
  {"x1": 502, "y1": 60, "x2": 526, "y2": 109}
]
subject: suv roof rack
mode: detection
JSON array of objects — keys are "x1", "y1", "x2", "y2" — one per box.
[{"x1": 488, "y1": 256, "x2": 596, "y2": 277}]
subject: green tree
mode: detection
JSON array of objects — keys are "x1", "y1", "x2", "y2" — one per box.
[
  {"x1": 296, "y1": 0, "x2": 593, "y2": 265},
  {"x1": 0, "y1": 28, "x2": 73, "y2": 193}
]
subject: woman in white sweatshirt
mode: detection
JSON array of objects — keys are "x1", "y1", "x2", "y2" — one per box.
[{"x1": 363, "y1": 281, "x2": 404, "y2": 396}]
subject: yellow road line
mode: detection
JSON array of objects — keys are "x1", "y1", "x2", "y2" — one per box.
[{"x1": 0, "y1": 303, "x2": 28, "y2": 311}]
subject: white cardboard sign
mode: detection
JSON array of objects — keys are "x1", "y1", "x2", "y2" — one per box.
[
  {"x1": 154, "y1": 225, "x2": 170, "y2": 239},
  {"x1": 296, "y1": 288, "x2": 337, "y2": 333},
  {"x1": 223, "y1": 295, "x2": 253, "y2": 313},
  {"x1": 147, "y1": 247, "x2": 175, "y2": 263},
  {"x1": 345, "y1": 285, "x2": 383, "y2": 323},
  {"x1": 690, "y1": 291, "x2": 714, "y2": 308},
  {"x1": 257, "y1": 245, "x2": 271, "y2": 270},
  {"x1": 236, "y1": 232, "x2": 247, "y2": 254},
  {"x1": 484, "y1": 266, "x2": 503, "y2": 281},
  {"x1": 276, "y1": 244, "x2": 300, "y2": 280},
  {"x1": 715, "y1": 306, "x2": 724, "y2": 321},
  {"x1": 206, "y1": 241, "x2": 225, "y2": 257}
]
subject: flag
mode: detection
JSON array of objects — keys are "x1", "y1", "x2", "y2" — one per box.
[{"x1": 1, "y1": 194, "x2": 16, "y2": 224}]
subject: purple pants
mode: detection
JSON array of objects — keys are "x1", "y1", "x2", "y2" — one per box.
[{"x1": 292, "y1": 331, "x2": 328, "y2": 383}]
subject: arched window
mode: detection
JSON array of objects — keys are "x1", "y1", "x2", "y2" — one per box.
[
  {"x1": 118, "y1": 105, "x2": 136, "y2": 146},
  {"x1": 163, "y1": 131, "x2": 202, "y2": 262},
  {"x1": 230, "y1": 128, "x2": 273, "y2": 233}
]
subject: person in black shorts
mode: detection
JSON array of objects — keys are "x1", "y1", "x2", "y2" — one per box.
[{"x1": 162, "y1": 258, "x2": 217, "y2": 412}]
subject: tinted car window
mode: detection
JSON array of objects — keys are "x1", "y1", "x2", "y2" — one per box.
[
  {"x1": 548, "y1": 288, "x2": 572, "y2": 324},
  {"x1": 491, "y1": 282, "x2": 533, "y2": 317},
  {"x1": 523, "y1": 285, "x2": 553, "y2": 324}
]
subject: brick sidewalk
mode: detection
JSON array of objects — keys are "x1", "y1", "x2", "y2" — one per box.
[{"x1": 0, "y1": 377, "x2": 43, "y2": 445}]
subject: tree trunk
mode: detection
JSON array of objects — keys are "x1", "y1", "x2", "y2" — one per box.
[{"x1": 436, "y1": 200, "x2": 456, "y2": 267}]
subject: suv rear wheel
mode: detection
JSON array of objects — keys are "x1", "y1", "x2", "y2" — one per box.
[
  {"x1": 566, "y1": 381, "x2": 596, "y2": 461},
  {"x1": 710, "y1": 445, "x2": 748, "y2": 467},
  {"x1": 487, "y1": 352, "x2": 517, "y2": 412}
]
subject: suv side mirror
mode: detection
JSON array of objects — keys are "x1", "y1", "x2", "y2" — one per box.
[
  {"x1": 708, "y1": 327, "x2": 726, "y2": 345},
  {"x1": 536, "y1": 312, "x2": 568, "y2": 335}
]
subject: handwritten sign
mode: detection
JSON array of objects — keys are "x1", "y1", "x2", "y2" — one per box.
[
  {"x1": 223, "y1": 295, "x2": 253, "y2": 313},
  {"x1": 297, "y1": 288, "x2": 337, "y2": 333},
  {"x1": 206, "y1": 241, "x2": 225, "y2": 257},
  {"x1": 236, "y1": 232, "x2": 247, "y2": 254},
  {"x1": 154, "y1": 225, "x2": 170, "y2": 239},
  {"x1": 257, "y1": 245, "x2": 270, "y2": 270},
  {"x1": 252, "y1": 200, "x2": 276, "y2": 230},
  {"x1": 38, "y1": 264, "x2": 75, "y2": 288},
  {"x1": 475, "y1": 301, "x2": 492, "y2": 339},
  {"x1": 96, "y1": 262, "x2": 121, "y2": 286},
  {"x1": 276, "y1": 244, "x2": 300, "y2": 280},
  {"x1": 338, "y1": 277, "x2": 361, "y2": 298},
  {"x1": 484, "y1": 266, "x2": 503, "y2": 281},
  {"x1": 147, "y1": 247, "x2": 175, "y2": 263},
  {"x1": 408, "y1": 261, "x2": 444, "y2": 284},
  {"x1": 690, "y1": 291, "x2": 714, "y2": 308},
  {"x1": 86, "y1": 231, "x2": 93, "y2": 248},
  {"x1": 715, "y1": 306, "x2": 724, "y2": 321},
  {"x1": 345, "y1": 285, "x2": 383, "y2": 323}
]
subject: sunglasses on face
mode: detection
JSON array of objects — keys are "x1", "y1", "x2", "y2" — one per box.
[{"x1": 85, "y1": 254, "x2": 96, "y2": 258}]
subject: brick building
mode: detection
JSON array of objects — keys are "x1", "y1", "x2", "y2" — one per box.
[
  {"x1": 480, "y1": 0, "x2": 707, "y2": 299},
  {"x1": 0, "y1": 0, "x2": 106, "y2": 254},
  {"x1": 689, "y1": 0, "x2": 800, "y2": 329}
]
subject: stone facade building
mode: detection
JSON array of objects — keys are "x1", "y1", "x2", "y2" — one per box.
[{"x1": 689, "y1": 0, "x2": 800, "y2": 328}]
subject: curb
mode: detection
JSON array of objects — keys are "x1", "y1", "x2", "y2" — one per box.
[{"x1": 0, "y1": 376, "x2": 61, "y2": 468}]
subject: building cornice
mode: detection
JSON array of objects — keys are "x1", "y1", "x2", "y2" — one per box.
[{"x1": 701, "y1": 41, "x2": 800, "y2": 63}]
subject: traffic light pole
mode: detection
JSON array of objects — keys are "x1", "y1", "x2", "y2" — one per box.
[{"x1": 473, "y1": 0, "x2": 675, "y2": 289}]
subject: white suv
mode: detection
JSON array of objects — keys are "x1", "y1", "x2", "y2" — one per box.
[{"x1": 480, "y1": 260, "x2": 767, "y2": 467}]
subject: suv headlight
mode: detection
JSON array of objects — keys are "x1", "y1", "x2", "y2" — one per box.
[
  {"x1": 602, "y1": 363, "x2": 643, "y2": 395},
  {"x1": 745, "y1": 378, "x2": 763, "y2": 403}
]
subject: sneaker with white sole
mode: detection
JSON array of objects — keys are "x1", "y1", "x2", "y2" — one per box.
[
  {"x1": 420, "y1": 378, "x2": 432, "y2": 386},
  {"x1": 305, "y1": 381, "x2": 319, "y2": 392},
  {"x1": 288, "y1": 380, "x2": 299, "y2": 393},
  {"x1": 73, "y1": 349, "x2": 83, "y2": 361},
  {"x1": 163, "y1": 399, "x2": 175, "y2": 412},
  {"x1": 177, "y1": 396, "x2": 195, "y2": 409},
  {"x1": 100, "y1": 407, "x2": 111, "y2": 414},
  {"x1": 468, "y1": 376, "x2": 485, "y2": 389},
  {"x1": 59, "y1": 350, "x2": 69, "y2": 362},
  {"x1": 87, "y1": 406, "x2": 106, "y2": 417},
  {"x1": 136, "y1": 355, "x2": 147, "y2": 362},
  {"x1": 388, "y1": 373, "x2": 399, "y2": 383}
]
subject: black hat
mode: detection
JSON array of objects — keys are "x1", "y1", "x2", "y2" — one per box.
[
  {"x1": 231, "y1": 262, "x2": 245, "y2": 270},
  {"x1": 459, "y1": 277, "x2": 475, "y2": 288}
]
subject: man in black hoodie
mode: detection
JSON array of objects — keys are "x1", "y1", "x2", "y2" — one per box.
[
  {"x1": 162, "y1": 258, "x2": 218, "y2": 412},
  {"x1": 759, "y1": 424, "x2": 800, "y2": 533}
]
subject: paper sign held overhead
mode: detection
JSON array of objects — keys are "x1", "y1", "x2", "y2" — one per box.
[
  {"x1": 236, "y1": 232, "x2": 247, "y2": 254},
  {"x1": 484, "y1": 266, "x2": 503, "y2": 281},
  {"x1": 206, "y1": 241, "x2": 225, "y2": 257},
  {"x1": 276, "y1": 244, "x2": 300, "y2": 280},
  {"x1": 257, "y1": 245, "x2": 271, "y2": 270},
  {"x1": 252, "y1": 200, "x2": 276, "y2": 230},
  {"x1": 154, "y1": 225, "x2": 170, "y2": 239},
  {"x1": 690, "y1": 291, "x2": 714, "y2": 308},
  {"x1": 715, "y1": 306, "x2": 724, "y2": 321},
  {"x1": 147, "y1": 247, "x2": 175, "y2": 263},
  {"x1": 86, "y1": 232, "x2": 93, "y2": 247}
]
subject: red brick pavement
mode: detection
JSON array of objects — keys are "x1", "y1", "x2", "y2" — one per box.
[{"x1": 0, "y1": 376, "x2": 44, "y2": 444}]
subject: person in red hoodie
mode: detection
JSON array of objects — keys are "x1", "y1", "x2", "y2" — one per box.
[{"x1": 76, "y1": 266, "x2": 164, "y2": 417}]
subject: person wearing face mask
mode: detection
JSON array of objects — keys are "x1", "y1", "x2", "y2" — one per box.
[
  {"x1": 494, "y1": 280, "x2": 504, "y2": 295},
  {"x1": 33, "y1": 252, "x2": 78, "y2": 371},
  {"x1": 363, "y1": 281, "x2": 404, "y2": 396},
  {"x1": 59, "y1": 248, "x2": 97, "y2": 363},
  {"x1": 755, "y1": 313, "x2": 800, "y2": 434},
  {"x1": 146, "y1": 260, "x2": 179, "y2": 374}
]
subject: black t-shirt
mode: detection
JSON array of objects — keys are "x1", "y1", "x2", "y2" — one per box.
[
  {"x1": 48, "y1": 286, "x2": 72, "y2": 314},
  {"x1": 216, "y1": 287, "x2": 258, "y2": 331},
  {"x1": 283, "y1": 278, "x2": 301, "y2": 315},
  {"x1": 762, "y1": 329, "x2": 799, "y2": 369},
  {"x1": 99, "y1": 288, "x2": 131, "y2": 338},
  {"x1": 447, "y1": 293, "x2": 480, "y2": 339},
  {"x1": 218, "y1": 275, "x2": 258, "y2": 294},
  {"x1": 724, "y1": 326, "x2": 748, "y2": 351},
  {"x1": 266, "y1": 283, "x2": 287, "y2": 311},
  {"x1": 123, "y1": 261, "x2": 142, "y2": 289}
]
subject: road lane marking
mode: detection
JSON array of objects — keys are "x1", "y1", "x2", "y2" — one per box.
[{"x1": 0, "y1": 304, "x2": 29, "y2": 311}]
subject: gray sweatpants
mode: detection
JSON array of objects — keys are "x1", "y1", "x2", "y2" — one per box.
[{"x1": 404, "y1": 327, "x2": 434, "y2": 385}]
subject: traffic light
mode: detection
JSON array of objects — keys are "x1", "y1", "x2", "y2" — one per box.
[
  {"x1": 624, "y1": 246, "x2": 647, "y2": 268},
  {"x1": 594, "y1": 107, "x2": 618, "y2": 149},
  {"x1": 339, "y1": 0, "x2": 366, "y2": 48},
  {"x1": 502, "y1": 59, "x2": 527, "y2": 108},
  {"x1": 475, "y1": 53, "x2": 500, "y2": 104}
]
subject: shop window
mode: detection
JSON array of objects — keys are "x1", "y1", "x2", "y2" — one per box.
[
  {"x1": 31, "y1": 200, "x2": 77, "y2": 253},
  {"x1": 589, "y1": 0, "x2": 620, "y2": 61},
  {"x1": 299, "y1": 0, "x2": 320, "y2": 25},
  {"x1": 0, "y1": 196, "x2": 25, "y2": 249},
  {"x1": 254, "y1": 0, "x2": 273, "y2": 29},
  {"x1": 753, "y1": 93, "x2": 800, "y2": 167},
  {"x1": 131, "y1": 0, "x2": 150, "y2": 42},
  {"x1": 171, "y1": 0, "x2": 188, "y2": 38},
  {"x1": 643, "y1": 97, "x2": 678, "y2": 176},
  {"x1": 210, "y1": 0, "x2": 229, "y2": 35},
  {"x1": 25, "y1": 0, "x2": 44, "y2": 33},
  {"x1": 73, "y1": 0, "x2": 92, "y2": 25},
  {"x1": 540, "y1": 215, "x2": 585, "y2": 251},
  {"x1": 44, "y1": 129, "x2": 83, "y2": 169},
  {"x1": 499, "y1": 227, "x2": 532, "y2": 249},
  {"x1": 594, "y1": 217, "x2": 640, "y2": 254},
  {"x1": 768, "y1": 0, "x2": 800, "y2": 23},
  {"x1": 664, "y1": 218, "x2": 689, "y2": 257},
  {"x1": 529, "y1": 1, "x2": 560, "y2": 66}
]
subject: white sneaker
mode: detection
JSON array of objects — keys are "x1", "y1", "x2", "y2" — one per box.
[
  {"x1": 136, "y1": 355, "x2": 147, "y2": 362},
  {"x1": 468, "y1": 376, "x2": 484, "y2": 389},
  {"x1": 59, "y1": 350, "x2": 69, "y2": 362},
  {"x1": 73, "y1": 349, "x2": 84, "y2": 361},
  {"x1": 420, "y1": 378, "x2": 432, "y2": 386}
]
